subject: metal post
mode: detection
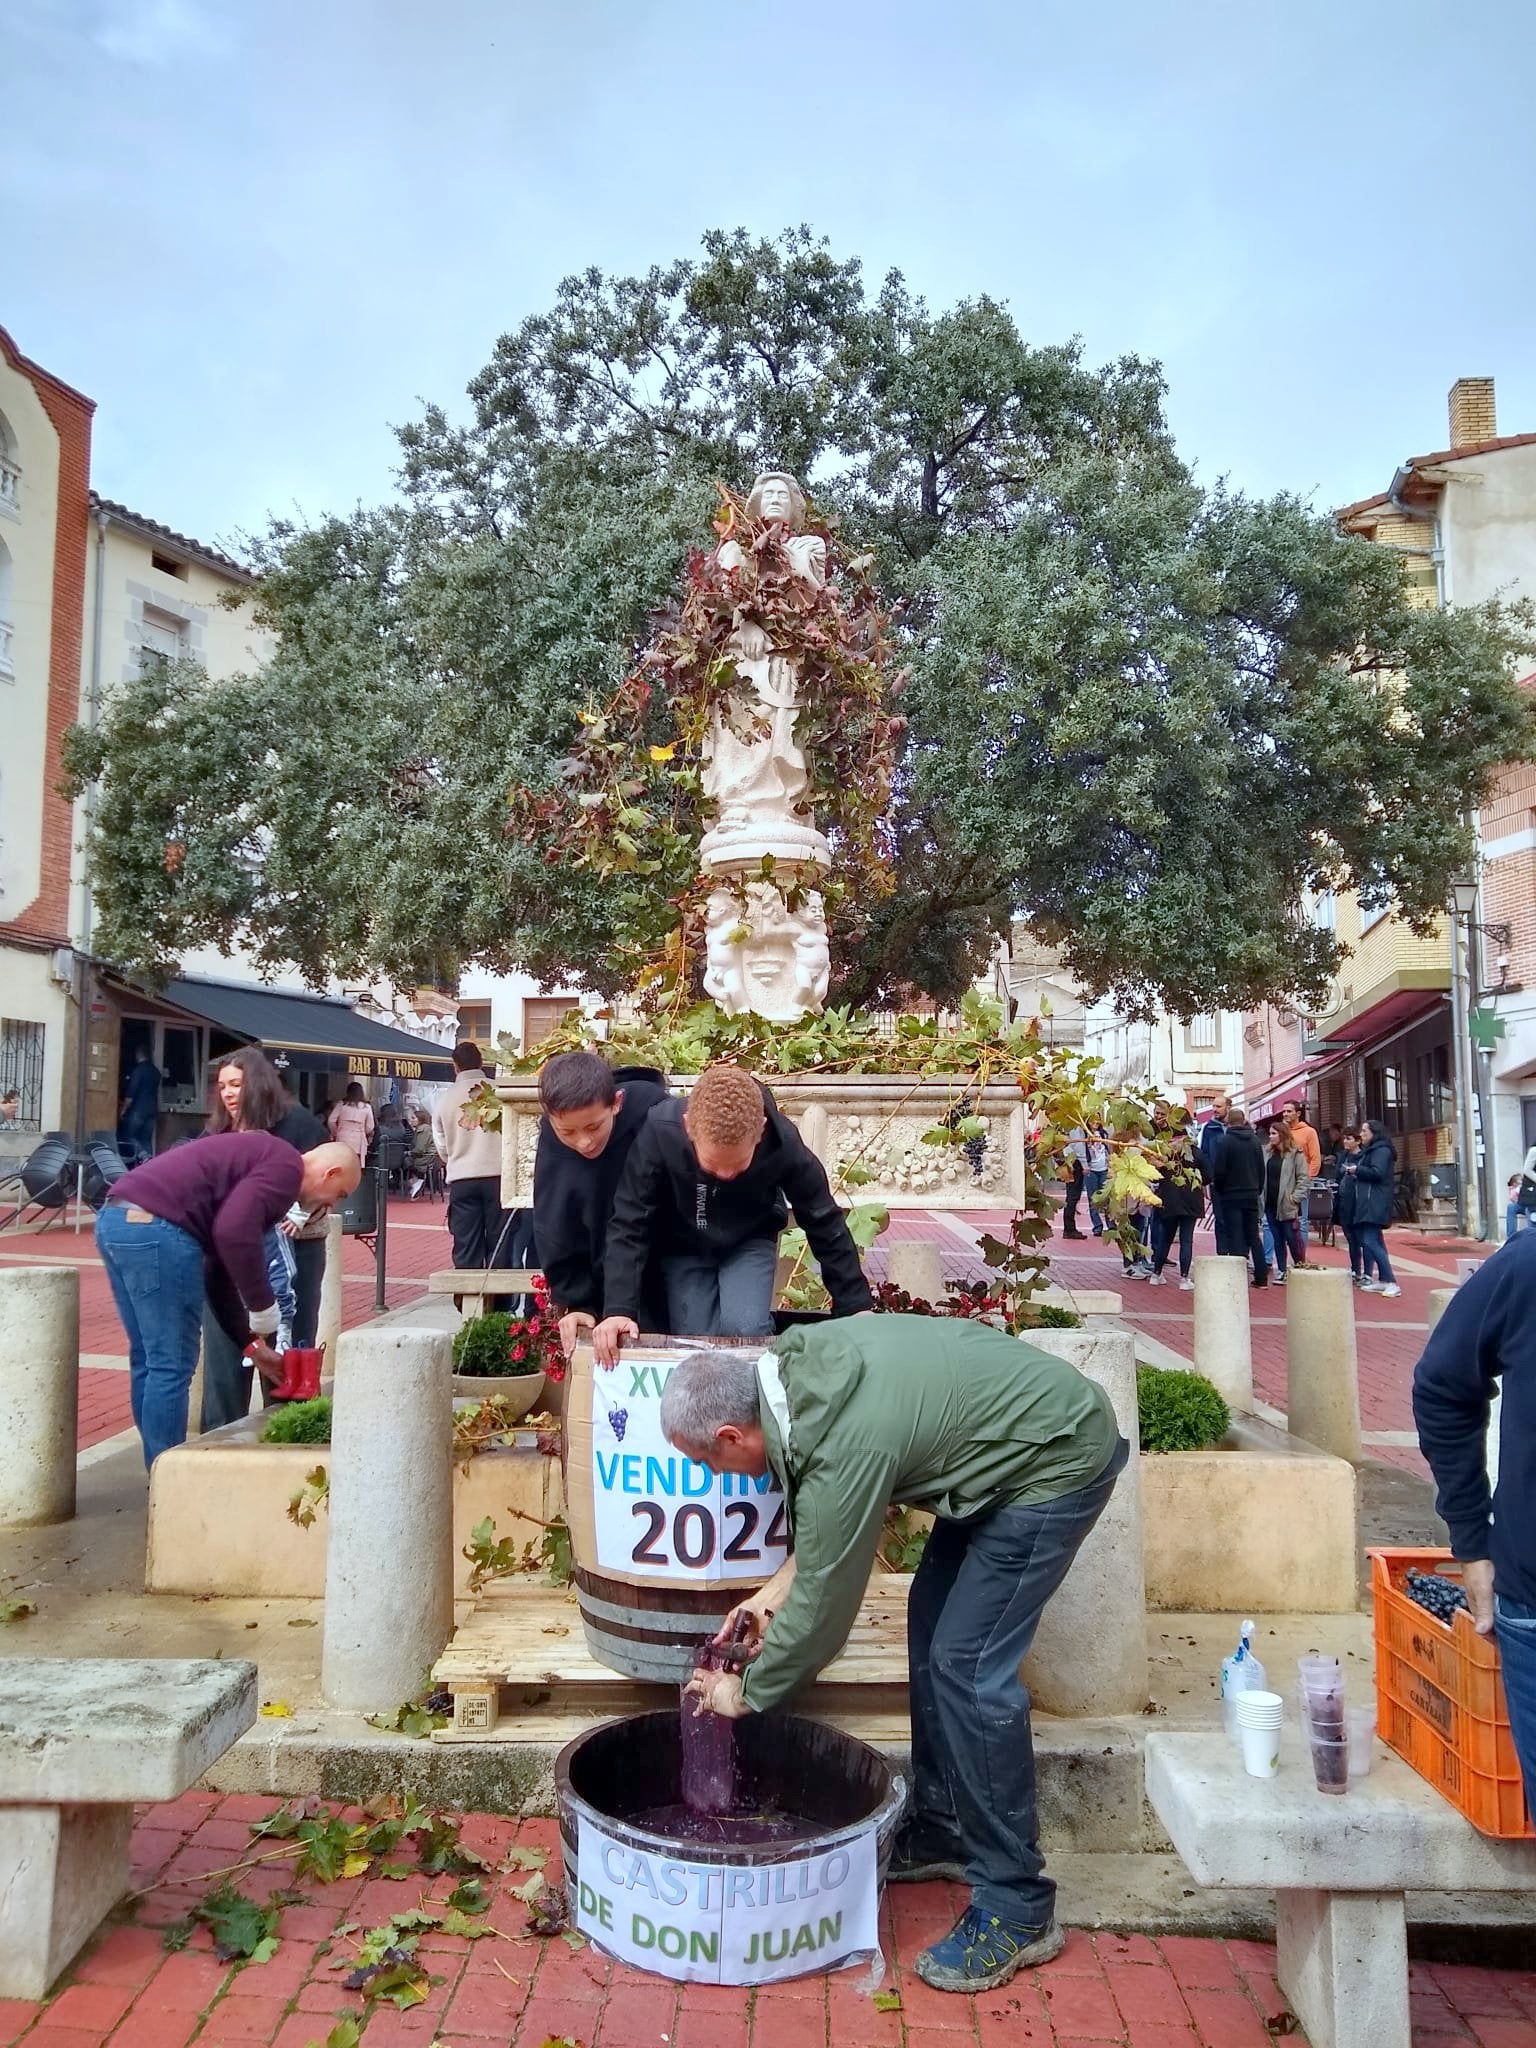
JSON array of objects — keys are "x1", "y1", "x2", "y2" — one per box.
[
  {"x1": 1449, "y1": 910, "x2": 1478, "y2": 1238},
  {"x1": 373, "y1": 1162, "x2": 389, "y2": 1312}
]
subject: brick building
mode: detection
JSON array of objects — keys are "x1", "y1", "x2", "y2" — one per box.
[
  {"x1": 1242, "y1": 378, "x2": 1536, "y2": 1229},
  {"x1": 0, "y1": 326, "x2": 94, "y2": 1133}
]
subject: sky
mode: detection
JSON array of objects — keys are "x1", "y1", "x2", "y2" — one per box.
[{"x1": 6, "y1": 0, "x2": 1536, "y2": 556}]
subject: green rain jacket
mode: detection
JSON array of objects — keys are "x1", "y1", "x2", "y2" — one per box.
[{"x1": 740, "y1": 1313, "x2": 1120, "y2": 1713}]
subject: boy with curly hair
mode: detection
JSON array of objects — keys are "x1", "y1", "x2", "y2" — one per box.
[{"x1": 592, "y1": 1063, "x2": 872, "y2": 1362}]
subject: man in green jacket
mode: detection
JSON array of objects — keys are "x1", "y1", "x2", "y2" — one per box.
[{"x1": 659, "y1": 1313, "x2": 1127, "y2": 1994}]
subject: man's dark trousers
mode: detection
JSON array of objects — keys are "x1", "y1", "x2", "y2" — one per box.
[
  {"x1": 1215, "y1": 1197, "x2": 1267, "y2": 1282},
  {"x1": 448, "y1": 1177, "x2": 530, "y2": 1311},
  {"x1": 905, "y1": 1436, "x2": 1130, "y2": 1927}
]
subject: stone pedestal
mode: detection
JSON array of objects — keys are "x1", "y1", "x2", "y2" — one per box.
[
  {"x1": 322, "y1": 1327, "x2": 454, "y2": 1710},
  {"x1": 0, "y1": 1803, "x2": 134, "y2": 1999},
  {"x1": 1426, "y1": 1286, "x2": 1456, "y2": 1331},
  {"x1": 1285, "y1": 1270, "x2": 1363, "y2": 1464},
  {"x1": 0, "y1": 1265, "x2": 79, "y2": 1525},
  {"x1": 1019, "y1": 1328, "x2": 1147, "y2": 1715},
  {"x1": 885, "y1": 1241, "x2": 943, "y2": 1303},
  {"x1": 1275, "y1": 1889, "x2": 1410, "y2": 2048},
  {"x1": 317, "y1": 1215, "x2": 344, "y2": 1369},
  {"x1": 1192, "y1": 1256, "x2": 1254, "y2": 1414}
]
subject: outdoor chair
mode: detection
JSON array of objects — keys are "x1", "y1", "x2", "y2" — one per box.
[
  {"x1": 10, "y1": 1133, "x2": 74, "y2": 1231},
  {"x1": 82, "y1": 1137, "x2": 130, "y2": 1210}
]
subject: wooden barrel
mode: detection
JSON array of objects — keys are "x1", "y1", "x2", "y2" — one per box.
[{"x1": 565, "y1": 1336, "x2": 790, "y2": 1683}]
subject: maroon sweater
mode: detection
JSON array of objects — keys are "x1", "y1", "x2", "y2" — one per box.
[{"x1": 112, "y1": 1133, "x2": 303, "y2": 1344}]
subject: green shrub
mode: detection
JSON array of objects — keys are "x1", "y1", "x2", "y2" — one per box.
[
  {"x1": 453, "y1": 1312, "x2": 515, "y2": 1376},
  {"x1": 1137, "y1": 1366, "x2": 1230, "y2": 1453},
  {"x1": 261, "y1": 1397, "x2": 332, "y2": 1445},
  {"x1": 1032, "y1": 1303, "x2": 1082, "y2": 1329}
]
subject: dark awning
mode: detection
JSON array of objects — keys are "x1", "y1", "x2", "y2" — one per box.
[{"x1": 157, "y1": 976, "x2": 457, "y2": 1082}]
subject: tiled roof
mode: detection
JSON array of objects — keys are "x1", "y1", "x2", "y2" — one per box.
[
  {"x1": 1337, "y1": 433, "x2": 1536, "y2": 525},
  {"x1": 90, "y1": 493, "x2": 254, "y2": 582}
]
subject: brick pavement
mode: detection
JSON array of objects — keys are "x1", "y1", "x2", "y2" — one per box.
[{"x1": 3, "y1": 1793, "x2": 1531, "y2": 2046}]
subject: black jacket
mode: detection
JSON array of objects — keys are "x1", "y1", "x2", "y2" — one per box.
[
  {"x1": 532, "y1": 1070, "x2": 669, "y2": 1319},
  {"x1": 1334, "y1": 1157, "x2": 1358, "y2": 1227},
  {"x1": 603, "y1": 1090, "x2": 874, "y2": 1322},
  {"x1": 1210, "y1": 1124, "x2": 1265, "y2": 1201},
  {"x1": 1414, "y1": 1232, "x2": 1536, "y2": 1608},
  {"x1": 1352, "y1": 1137, "x2": 1396, "y2": 1229}
]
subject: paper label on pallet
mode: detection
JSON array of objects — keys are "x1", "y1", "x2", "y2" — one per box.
[
  {"x1": 588, "y1": 1355, "x2": 790, "y2": 1582},
  {"x1": 576, "y1": 1814, "x2": 878, "y2": 1983}
]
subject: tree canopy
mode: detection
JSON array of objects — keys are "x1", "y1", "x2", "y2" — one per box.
[{"x1": 65, "y1": 226, "x2": 1536, "y2": 1013}]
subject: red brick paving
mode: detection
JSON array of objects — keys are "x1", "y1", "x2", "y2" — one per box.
[{"x1": 0, "y1": 1795, "x2": 1527, "y2": 2046}]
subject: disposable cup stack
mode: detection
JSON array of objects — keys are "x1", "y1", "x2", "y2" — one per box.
[{"x1": 1234, "y1": 1689, "x2": 1284, "y2": 1778}]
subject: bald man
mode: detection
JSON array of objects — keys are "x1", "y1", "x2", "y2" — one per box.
[{"x1": 97, "y1": 1134, "x2": 359, "y2": 1466}]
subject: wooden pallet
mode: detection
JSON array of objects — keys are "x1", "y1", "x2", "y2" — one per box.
[{"x1": 431, "y1": 1574, "x2": 912, "y2": 1745}]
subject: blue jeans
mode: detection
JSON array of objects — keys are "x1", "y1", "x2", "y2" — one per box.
[
  {"x1": 1495, "y1": 1594, "x2": 1536, "y2": 1819},
  {"x1": 1084, "y1": 1169, "x2": 1107, "y2": 1234},
  {"x1": 1356, "y1": 1223, "x2": 1396, "y2": 1284},
  {"x1": 1151, "y1": 1214, "x2": 1196, "y2": 1277},
  {"x1": 96, "y1": 1204, "x2": 205, "y2": 1467},
  {"x1": 662, "y1": 1236, "x2": 777, "y2": 1338},
  {"x1": 1269, "y1": 1214, "x2": 1303, "y2": 1275},
  {"x1": 906, "y1": 1436, "x2": 1130, "y2": 1925},
  {"x1": 1342, "y1": 1224, "x2": 1364, "y2": 1276}
]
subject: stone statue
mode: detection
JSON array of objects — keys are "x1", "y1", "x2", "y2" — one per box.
[
  {"x1": 697, "y1": 471, "x2": 833, "y2": 1021},
  {"x1": 699, "y1": 472, "x2": 830, "y2": 873}
]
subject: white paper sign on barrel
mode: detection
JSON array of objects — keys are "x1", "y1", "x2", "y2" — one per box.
[
  {"x1": 575, "y1": 1815, "x2": 878, "y2": 1984},
  {"x1": 588, "y1": 1353, "x2": 790, "y2": 1583}
]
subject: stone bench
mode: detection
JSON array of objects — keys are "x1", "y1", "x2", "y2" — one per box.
[
  {"x1": 1145, "y1": 1731, "x2": 1536, "y2": 2048},
  {"x1": 426, "y1": 1268, "x2": 538, "y2": 1297},
  {"x1": 0, "y1": 1658, "x2": 257, "y2": 1997}
]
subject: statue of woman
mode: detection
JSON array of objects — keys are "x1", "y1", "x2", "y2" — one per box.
[{"x1": 701, "y1": 472, "x2": 827, "y2": 840}]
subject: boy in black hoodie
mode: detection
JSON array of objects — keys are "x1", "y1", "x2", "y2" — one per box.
[
  {"x1": 592, "y1": 1063, "x2": 874, "y2": 1363},
  {"x1": 532, "y1": 1052, "x2": 670, "y2": 1355}
]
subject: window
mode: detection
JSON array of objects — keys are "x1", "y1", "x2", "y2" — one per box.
[
  {"x1": 1192, "y1": 1094, "x2": 1215, "y2": 1115},
  {"x1": 456, "y1": 1001, "x2": 493, "y2": 1049},
  {"x1": 1359, "y1": 896, "x2": 1391, "y2": 936},
  {"x1": 521, "y1": 996, "x2": 579, "y2": 1050},
  {"x1": 0, "y1": 1019, "x2": 44, "y2": 1131},
  {"x1": 139, "y1": 605, "x2": 188, "y2": 669},
  {"x1": 0, "y1": 534, "x2": 12, "y2": 680},
  {"x1": 1311, "y1": 890, "x2": 1336, "y2": 932},
  {"x1": 150, "y1": 551, "x2": 188, "y2": 580},
  {"x1": 0, "y1": 411, "x2": 18, "y2": 515},
  {"x1": 1186, "y1": 1015, "x2": 1218, "y2": 1050}
]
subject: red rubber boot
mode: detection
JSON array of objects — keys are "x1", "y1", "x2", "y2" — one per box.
[{"x1": 282, "y1": 1348, "x2": 323, "y2": 1403}]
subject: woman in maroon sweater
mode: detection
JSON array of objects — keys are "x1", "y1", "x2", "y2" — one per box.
[{"x1": 97, "y1": 1134, "x2": 357, "y2": 1466}]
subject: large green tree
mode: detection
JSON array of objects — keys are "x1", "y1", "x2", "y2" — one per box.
[{"x1": 65, "y1": 228, "x2": 1536, "y2": 1012}]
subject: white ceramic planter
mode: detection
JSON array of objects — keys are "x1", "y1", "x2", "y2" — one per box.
[{"x1": 450, "y1": 1370, "x2": 546, "y2": 1417}]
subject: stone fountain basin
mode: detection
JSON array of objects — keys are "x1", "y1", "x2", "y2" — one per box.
[{"x1": 145, "y1": 1411, "x2": 562, "y2": 1598}]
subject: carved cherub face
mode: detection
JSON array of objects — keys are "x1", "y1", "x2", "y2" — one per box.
[{"x1": 747, "y1": 472, "x2": 805, "y2": 532}]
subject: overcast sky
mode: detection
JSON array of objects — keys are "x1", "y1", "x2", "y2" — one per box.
[{"x1": 7, "y1": 0, "x2": 1535, "y2": 555}]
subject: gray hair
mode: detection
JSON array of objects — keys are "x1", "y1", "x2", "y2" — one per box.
[{"x1": 660, "y1": 1350, "x2": 763, "y2": 1451}]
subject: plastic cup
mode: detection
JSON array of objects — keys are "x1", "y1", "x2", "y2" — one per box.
[
  {"x1": 1346, "y1": 1705, "x2": 1376, "y2": 1780},
  {"x1": 1310, "y1": 1737, "x2": 1349, "y2": 1794},
  {"x1": 1239, "y1": 1717, "x2": 1281, "y2": 1778}
]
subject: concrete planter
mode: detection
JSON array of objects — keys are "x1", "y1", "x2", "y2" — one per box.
[
  {"x1": 146, "y1": 1414, "x2": 563, "y2": 1599},
  {"x1": 451, "y1": 1370, "x2": 546, "y2": 1416},
  {"x1": 1140, "y1": 1413, "x2": 1357, "y2": 1614}
]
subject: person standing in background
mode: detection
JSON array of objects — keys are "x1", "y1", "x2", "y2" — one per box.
[
  {"x1": 1148, "y1": 1118, "x2": 1204, "y2": 1290},
  {"x1": 327, "y1": 1082, "x2": 375, "y2": 1164},
  {"x1": 1336, "y1": 1129, "x2": 1365, "y2": 1282},
  {"x1": 1263, "y1": 1122, "x2": 1310, "y2": 1281},
  {"x1": 1283, "y1": 1101, "x2": 1322, "y2": 1255},
  {"x1": 201, "y1": 1047, "x2": 330, "y2": 1429},
  {"x1": 1353, "y1": 1118, "x2": 1401, "y2": 1297},
  {"x1": 1211, "y1": 1108, "x2": 1269, "y2": 1286},
  {"x1": 1199, "y1": 1095, "x2": 1231, "y2": 1252},
  {"x1": 119, "y1": 1045, "x2": 163, "y2": 1164},
  {"x1": 433, "y1": 1040, "x2": 526, "y2": 1309}
]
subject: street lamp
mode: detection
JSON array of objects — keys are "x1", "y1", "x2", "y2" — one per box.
[{"x1": 1449, "y1": 874, "x2": 1480, "y2": 921}]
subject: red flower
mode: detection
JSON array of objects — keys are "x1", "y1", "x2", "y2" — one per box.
[{"x1": 511, "y1": 1343, "x2": 527, "y2": 1361}]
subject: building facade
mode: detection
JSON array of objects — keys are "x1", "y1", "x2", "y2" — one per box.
[{"x1": 0, "y1": 327, "x2": 94, "y2": 1135}]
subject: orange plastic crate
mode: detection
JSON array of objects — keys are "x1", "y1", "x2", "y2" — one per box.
[{"x1": 1369, "y1": 1547, "x2": 1534, "y2": 1840}]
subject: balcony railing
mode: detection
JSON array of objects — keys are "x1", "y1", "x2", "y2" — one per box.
[
  {"x1": 0, "y1": 620, "x2": 13, "y2": 678},
  {"x1": 0, "y1": 459, "x2": 18, "y2": 512}
]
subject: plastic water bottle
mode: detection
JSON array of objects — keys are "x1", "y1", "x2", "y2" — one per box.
[{"x1": 1221, "y1": 1620, "x2": 1267, "y2": 1742}]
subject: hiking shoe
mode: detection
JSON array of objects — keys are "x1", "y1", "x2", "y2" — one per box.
[
  {"x1": 914, "y1": 1907, "x2": 1065, "y2": 1991},
  {"x1": 887, "y1": 1831, "x2": 967, "y2": 1884}
]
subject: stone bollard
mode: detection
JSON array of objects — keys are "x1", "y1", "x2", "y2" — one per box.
[
  {"x1": 1285, "y1": 1269, "x2": 1363, "y2": 1464},
  {"x1": 0, "y1": 1267, "x2": 79, "y2": 1525},
  {"x1": 1020, "y1": 1327, "x2": 1147, "y2": 1715},
  {"x1": 885, "y1": 1240, "x2": 944, "y2": 1304},
  {"x1": 322, "y1": 1327, "x2": 454, "y2": 1710},
  {"x1": 1426, "y1": 1286, "x2": 1456, "y2": 1332},
  {"x1": 1192, "y1": 1256, "x2": 1254, "y2": 1414},
  {"x1": 317, "y1": 1215, "x2": 344, "y2": 1370}
]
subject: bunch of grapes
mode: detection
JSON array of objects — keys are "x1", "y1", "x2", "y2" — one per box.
[
  {"x1": 609, "y1": 1407, "x2": 628, "y2": 1442},
  {"x1": 1405, "y1": 1568, "x2": 1470, "y2": 1623}
]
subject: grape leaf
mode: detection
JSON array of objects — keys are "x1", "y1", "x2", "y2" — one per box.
[
  {"x1": 872, "y1": 1989, "x2": 902, "y2": 2011},
  {"x1": 446, "y1": 1876, "x2": 490, "y2": 1913},
  {"x1": 437, "y1": 1909, "x2": 496, "y2": 1939},
  {"x1": 190, "y1": 1882, "x2": 282, "y2": 1962},
  {"x1": 503, "y1": 1845, "x2": 549, "y2": 1872}
]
